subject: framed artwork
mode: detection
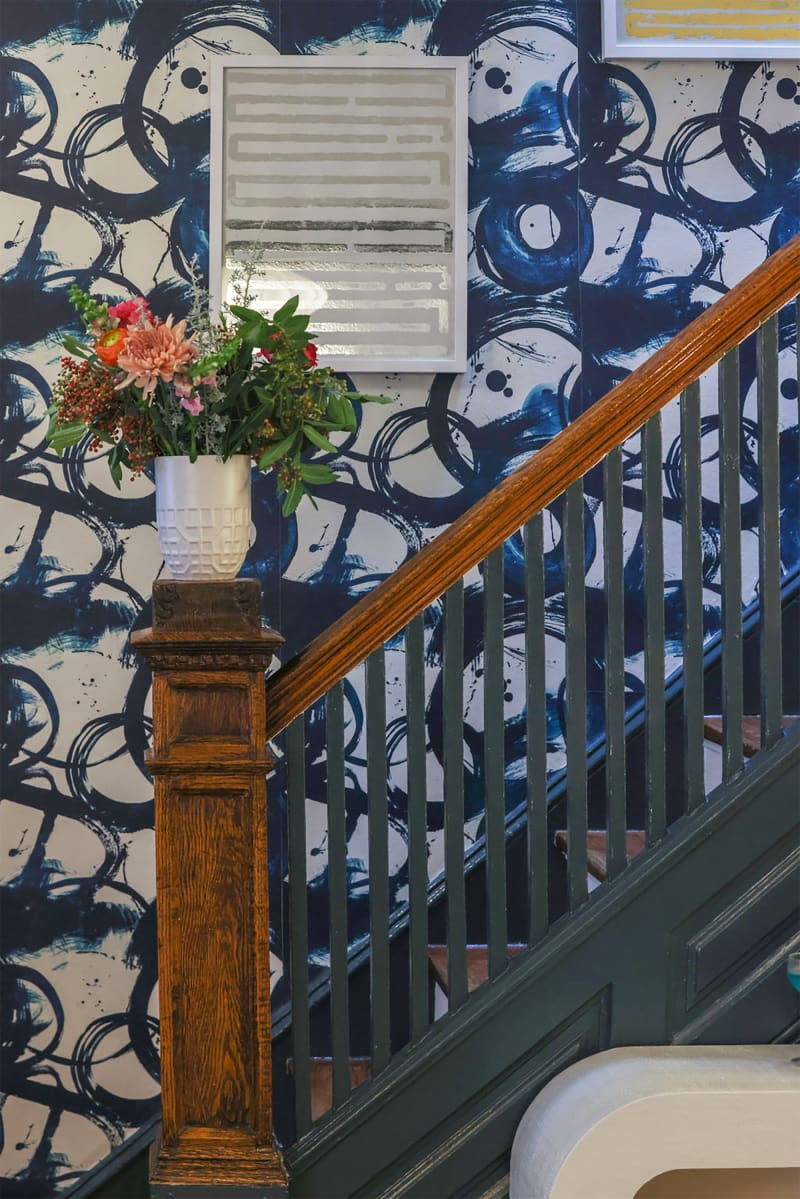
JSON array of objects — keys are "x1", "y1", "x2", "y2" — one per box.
[
  {"x1": 602, "y1": 0, "x2": 800, "y2": 58},
  {"x1": 210, "y1": 55, "x2": 468, "y2": 373}
]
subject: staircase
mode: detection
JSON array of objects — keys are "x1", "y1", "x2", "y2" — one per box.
[{"x1": 133, "y1": 236, "x2": 800, "y2": 1199}]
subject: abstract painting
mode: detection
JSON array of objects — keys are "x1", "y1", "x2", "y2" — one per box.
[
  {"x1": 212, "y1": 56, "x2": 468, "y2": 370},
  {"x1": 603, "y1": 0, "x2": 800, "y2": 58}
]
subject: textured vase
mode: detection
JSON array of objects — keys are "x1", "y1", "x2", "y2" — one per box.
[{"x1": 155, "y1": 455, "x2": 252, "y2": 581}]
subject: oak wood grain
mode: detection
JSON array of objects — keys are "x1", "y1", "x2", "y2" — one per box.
[
  {"x1": 134, "y1": 581, "x2": 288, "y2": 1194},
  {"x1": 265, "y1": 236, "x2": 800, "y2": 739}
]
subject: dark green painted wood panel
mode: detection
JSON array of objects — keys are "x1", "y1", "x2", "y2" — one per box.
[
  {"x1": 366, "y1": 649, "x2": 391, "y2": 1074},
  {"x1": 680, "y1": 381, "x2": 705, "y2": 814},
  {"x1": 287, "y1": 713, "x2": 312, "y2": 1135},
  {"x1": 719, "y1": 347, "x2": 744, "y2": 783},
  {"x1": 603, "y1": 447, "x2": 627, "y2": 877},
  {"x1": 483, "y1": 545, "x2": 507, "y2": 979},
  {"x1": 444, "y1": 579, "x2": 468, "y2": 1010},
  {"x1": 326, "y1": 682, "x2": 351, "y2": 1107},
  {"x1": 757, "y1": 314, "x2": 783, "y2": 748},
  {"x1": 285, "y1": 728, "x2": 799, "y2": 1199},
  {"x1": 524, "y1": 514, "x2": 548, "y2": 944},
  {"x1": 405, "y1": 613, "x2": 429, "y2": 1045},
  {"x1": 643, "y1": 414, "x2": 666, "y2": 844},
  {"x1": 564, "y1": 481, "x2": 588, "y2": 910}
]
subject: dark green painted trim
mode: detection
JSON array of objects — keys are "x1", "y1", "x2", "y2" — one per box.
[
  {"x1": 271, "y1": 564, "x2": 800, "y2": 1043},
  {"x1": 284, "y1": 727, "x2": 800, "y2": 1197}
]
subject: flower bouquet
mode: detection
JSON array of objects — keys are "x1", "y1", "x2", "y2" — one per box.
[{"x1": 47, "y1": 270, "x2": 390, "y2": 517}]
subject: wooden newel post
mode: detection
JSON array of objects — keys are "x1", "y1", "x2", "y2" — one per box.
[{"x1": 133, "y1": 580, "x2": 288, "y2": 1198}]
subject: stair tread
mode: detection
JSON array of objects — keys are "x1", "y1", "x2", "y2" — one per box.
[
  {"x1": 553, "y1": 829, "x2": 646, "y2": 882},
  {"x1": 427, "y1": 944, "x2": 525, "y2": 996},
  {"x1": 296, "y1": 1058, "x2": 372, "y2": 1121},
  {"x1": 703, "y1": 715, "x2": 799, "y2": 757}
]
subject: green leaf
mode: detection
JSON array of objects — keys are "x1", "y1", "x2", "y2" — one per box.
[
  {"x1": 238, "y1": 320, "x2": 269, "y2": 344},
  {"x1": 226, "y1": 402, "x2": 277, "y2": 455},
  {"x1": 222, "y1": 369, "x2": 246, "y2": 403},
  {"x1": 272, "y1": 295, "x2": 299, "y2": 323},
  {"x1": 283, "y1": 314, "x2": 310, "y2": 338},
  {"x1": 353, "y1": 392, "x2": 393, "y2": 404},
  {"x1": 281, "y1": 478, "x2": 305, "y2": 517},
  {"x1": 339, "y1": 396, "x2": 357, "y2": 432},
  {"x1": 48, "y1": 421, "x2": 86, "y2": 453},
  {"x1": 302, "y1": 424, "x2": 338, "y2": 455},
  {"x1": 62, "y1": 334, "x2": 93, "y2": 359},
  {"x1": 228, "y1": 304, "x2": 263, "y2": 323},
  {"x1": 300, "y1": 463, "x2": 338, "y2": 484},
  {"x1": 108, "y1": 445, "x2": 123, "y2": 489},
  {"x1": 258, "y1": 432, "x2": 297, "y2": 470}
]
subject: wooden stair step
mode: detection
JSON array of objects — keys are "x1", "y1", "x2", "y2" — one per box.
[
  {"x1": 703, "y1": 715, "x2": 799, "y2": 758},
  {"x1": 553, "y1": 830, "x2": 646, "y2": 883},
  {"x1": 427, "y1": 944, "x2": 525, "y2": 997},
  {"x1": 289, "y1": 1058, "x2": 372, "y2": 1120}
]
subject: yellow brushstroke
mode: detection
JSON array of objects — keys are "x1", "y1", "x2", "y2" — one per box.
[
  {"x1": 628, "y1": 11, "x2": 798, "y2": 23},
  {"x1": 625, "y1": 0, "x2": 797, "y2": 10},
  {"x1": 624, "y1": 0, "x2": 799, "y2": 37},
  {"x1": 625, "y1": 14, "x2": 798, "y2": 35}
]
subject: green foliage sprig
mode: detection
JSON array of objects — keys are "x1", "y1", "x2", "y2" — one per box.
[{"x1": 46, "y1": 279, "x2": 391, "y2": 516}]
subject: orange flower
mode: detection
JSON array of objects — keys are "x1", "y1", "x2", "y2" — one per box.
[
  {"x1": 115, "y1": 316, "x2": 197, "y2": 398},
  {"x1": 95, "y1": 327, "x2": 128, "y2": 365}
]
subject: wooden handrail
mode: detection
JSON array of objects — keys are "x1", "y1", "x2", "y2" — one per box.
[{"x1": 265, "y1": 235, "x2": 800, "y2": 739}]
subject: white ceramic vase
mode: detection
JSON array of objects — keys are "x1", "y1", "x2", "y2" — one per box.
[{"x1": 155, "y1": 455, "x2": 252, "y2": 581}]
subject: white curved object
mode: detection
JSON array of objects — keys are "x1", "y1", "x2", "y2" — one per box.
[
  {"x1": 155, "y1": 454, "x2": 252, "y2": 580},
  {"x1": 510, "y1": 1046, "x2": 800, "y2": 1199}
]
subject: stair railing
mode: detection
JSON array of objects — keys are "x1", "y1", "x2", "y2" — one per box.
[
  {"x1": 269, "y1": 235, "x2": 800, "y2": 1144},
  {"x1": 133, "y1": 238, "x2": 799, "y2": 1190}
]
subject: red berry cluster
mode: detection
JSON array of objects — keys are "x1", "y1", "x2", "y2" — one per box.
[{"x1": 51, "y1": 357, "x2": 155, "y2": 473}]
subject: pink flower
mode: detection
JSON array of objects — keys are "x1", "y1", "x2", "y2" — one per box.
[
  {"x1": 196, "y1": 373, "x2": 217, "y2": 387},
  {"x1": 115, "y1": 316, "x2": 198, "y2": 399},
  {"x1": 303, "y1": 343, "x2": 318, "y2": 366},
  {"x1": 258, "y1": 347, "x2": 273, "y2": 362},
  {"x1": 180, "y1": 394, "x2": 204, "y2": 416},
  {"x1": 108, "y1": 296, "x2": 151, "y2": 328},
  {"x1": 174, "y1": 376, "x2": 193, "y2": 399}
]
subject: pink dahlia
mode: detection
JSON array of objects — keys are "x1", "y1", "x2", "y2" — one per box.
[{"x1": 116, "y1": 317, "x2": 197, "y2": 399}]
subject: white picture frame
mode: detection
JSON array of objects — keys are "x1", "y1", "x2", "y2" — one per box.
[
  {"x1": 602, "y1": 0, "x2": 800, "y2": 59},
  {"x1": 210, "y1": 55, "x2": 468, "y2": 374}
]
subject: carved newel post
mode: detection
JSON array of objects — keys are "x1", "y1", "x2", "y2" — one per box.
[{"x1": 133, "y1": 580, "x2": 288, "y2": 1197}]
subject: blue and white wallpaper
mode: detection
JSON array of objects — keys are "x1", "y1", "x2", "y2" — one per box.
[{"x1": 2, "y1": 1, "x2": 798, "y2": 1194}]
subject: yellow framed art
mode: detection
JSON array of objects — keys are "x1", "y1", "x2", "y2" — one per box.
[{"x1": 602, "y1": 0, "x2": 799, "y2": 57}]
